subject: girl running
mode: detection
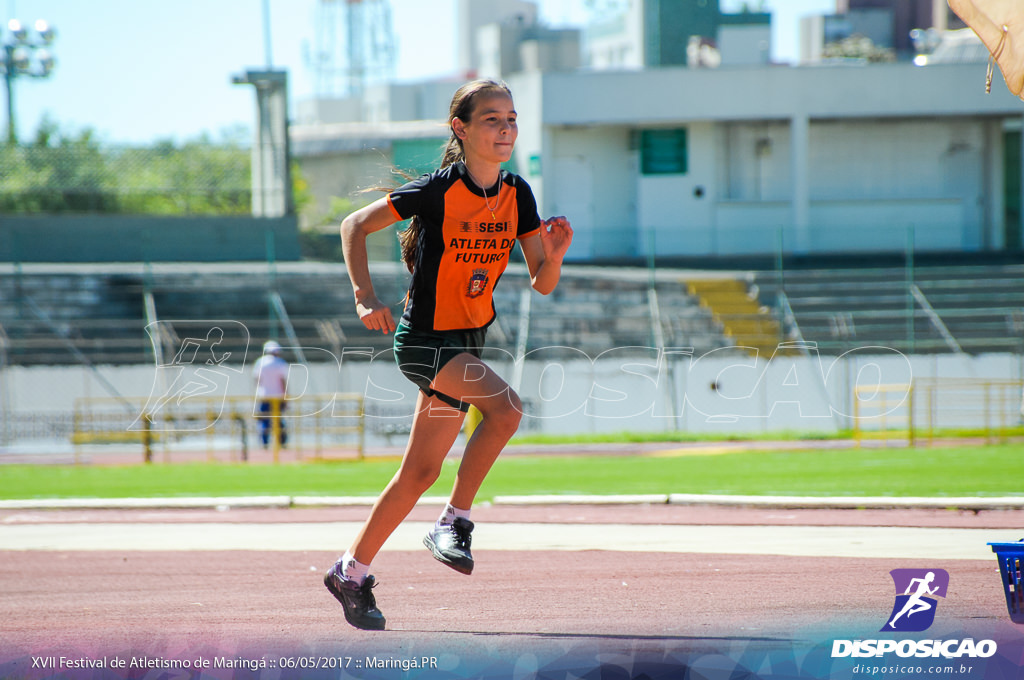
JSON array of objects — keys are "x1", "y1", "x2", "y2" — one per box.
[{"x1": 325, "y1": 79, "x2": 573, "y2": 630}]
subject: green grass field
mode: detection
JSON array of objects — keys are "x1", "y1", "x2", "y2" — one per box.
[{"x1": 1, "y1": 443, "x2": 1021, "y2": 501}]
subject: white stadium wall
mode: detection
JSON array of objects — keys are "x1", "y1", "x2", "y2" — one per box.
[{"x1": 4, "y1": 351, "x2": 1020, "y2": 453}]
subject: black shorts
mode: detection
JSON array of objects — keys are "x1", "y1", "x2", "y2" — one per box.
[{"x1": 393, "y1": 322, "x2": 487, "y2": 412}]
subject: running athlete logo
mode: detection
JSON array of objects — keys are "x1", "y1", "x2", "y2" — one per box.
[
  {"x1": 132, "y1": 320, "x2": 249, "y2": 433},
  {"x1": 466, "y1": 269, "x2": 489, "y2": 298},
  {"x1": 881, "y1": 568, "x2": 949, "y2": 632}
]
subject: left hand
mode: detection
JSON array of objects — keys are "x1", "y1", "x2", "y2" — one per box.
[{"x1": 540, "y1": 216, "x2": 573, "y2": 262}]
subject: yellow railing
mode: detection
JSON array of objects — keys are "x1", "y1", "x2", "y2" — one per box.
[
  {"x1": 852, "y1": 382, "x2": 915, "y2": 446},
  {"x1": 853, "y1": 379, "x2": 1024, "y2": 446},
  {"x1": 914, "y1": 378, "x2": 1024, "y2": 445},
  {"x1": 72, "y1": 393, "x2": 364, "y2": 464}
]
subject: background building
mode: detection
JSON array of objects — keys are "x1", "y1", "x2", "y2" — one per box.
[
  {"x1": 289, "y1": 0, "x2": 1021, "y2": 263},
  {"x1": 802, "y1": 0, "x2": 966, "y2": 63},
  {"x1": 502, "y1": 59, "x2": 1024, "y2": 262},
  {"x1": 583, "y1": 0, "x2": 770, "y2": 70}
]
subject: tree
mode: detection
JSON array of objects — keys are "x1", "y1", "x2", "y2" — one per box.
[
  {"x1": 0, "y1": 120, "x2": 252, "y2": 215},
  {"x1": 822, "y1": 35, "x2": 896, "y2": 63}
]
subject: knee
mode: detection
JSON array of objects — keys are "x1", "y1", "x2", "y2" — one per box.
[
  {"x1": 482, "y1": 390, "x2": 522, "y2": 435},
  {"x1": 395, "y1": 459, "x2": 443, "y2": 495}
]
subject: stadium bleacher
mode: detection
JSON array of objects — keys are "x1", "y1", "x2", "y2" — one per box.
[
  {"x1": 1, "y1": 262, "x2": 1022, "y2": 367},
  {"x1": 753, "y1": 264, "x2": 1024, "y2": 355},
  {"x1": 0, "y1": 268, "x2": 149, "y2": 365}
]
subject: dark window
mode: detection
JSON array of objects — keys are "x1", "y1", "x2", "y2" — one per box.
[{"x1": 640, "y1": 128, "x2": 688, "y2": 175}]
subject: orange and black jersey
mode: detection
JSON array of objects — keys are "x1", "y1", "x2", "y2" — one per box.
[{"x1": 387, "y1": 161, "x2": 541, "y2": 332}]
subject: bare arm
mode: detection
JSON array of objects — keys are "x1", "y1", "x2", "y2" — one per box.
[
  {"x1": 519, "y1": 216, "x2": 574, "y2": 295},
  {"x1": 341, "y1": 196, "x2": 401, "y2": 334}
]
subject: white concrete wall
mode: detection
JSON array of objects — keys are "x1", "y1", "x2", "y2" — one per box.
[
  {"x1": 637, "y1": 121, "x2": 717, "y2": 257},
  {"x1": 540, "y1": 64, "x2": 1024, "y2": 126},
  {"x1": 507, "y1": 71, "x2": 544, "y2": 206},
  {"x1": 545, "y1": 125, "x2": 636, "y2": 259},
  {"x1": 538, "y1": 115, "x2": 993, "y2": 258},
  {"x1": 721, "y1": 121, "x2": 791, "y2": 202},
  {"x1": 718, "y1": 24, "x2": 771, "y2": 66},
  {"x1": 4, "y1": 351, "x2": 1020, "y2": 448}
]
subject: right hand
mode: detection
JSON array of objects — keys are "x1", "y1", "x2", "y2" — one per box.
[{"x1": 355, "y1": 294, "x2": 396, "y2": 334}]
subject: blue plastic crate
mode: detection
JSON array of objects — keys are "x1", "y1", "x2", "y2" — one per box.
[{"x1": 989, "y1": 540, "x2": 1024, "y2": 624}]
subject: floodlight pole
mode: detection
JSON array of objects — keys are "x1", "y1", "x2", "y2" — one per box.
[
  {"x1": 1, "y1": 19, "x2": 57, "y2": 145},
  {"x1": 3, "y1": 46, "x2": 14, "y2": 144}
]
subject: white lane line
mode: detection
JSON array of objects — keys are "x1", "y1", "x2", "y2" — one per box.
[
  {"x1": 0, "y1": 522, "x2": 1016, "y2": 560},
  {"x1": 2, "y1": 495, "x2": 1021, "y2": 511}
]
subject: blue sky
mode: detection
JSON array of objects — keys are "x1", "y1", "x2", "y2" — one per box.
[{"x1": 4, "y1": 0, "x2": 835, "y2": 145}]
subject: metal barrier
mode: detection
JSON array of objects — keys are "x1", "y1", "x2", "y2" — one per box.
[
  {"x1": 852, "y1": 382, "x2": 915, "y2": 446},
  {"x1": 853, "y1": 379, "x2": 1024, "y2": 446},
  {"x1": 72, "y1": 393, "x2": 364, "y2": 464},
  {"x1": 914, "y1": 379, "x2": 1024, "y2": 444}
]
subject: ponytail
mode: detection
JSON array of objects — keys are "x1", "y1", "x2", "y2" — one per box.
[{"x1": 397, "y1": 138, "x2": 464, "y2": 273}]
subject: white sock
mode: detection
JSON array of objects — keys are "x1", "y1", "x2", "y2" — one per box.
[
  {"x1": 436, "y1": 503, "x2": 471, "y2": 527},
  {"x1": 338, "y1": 550, "x2": 369, "y2": 585}
]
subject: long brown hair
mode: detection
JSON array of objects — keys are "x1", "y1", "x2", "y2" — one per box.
[{"x1": 398, "y1": 79, "x2": 513, "y2": 272}]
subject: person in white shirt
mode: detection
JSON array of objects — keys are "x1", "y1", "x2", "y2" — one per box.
[{"x1": 252, "y1": 340, "x2": 290, "y2": 447}]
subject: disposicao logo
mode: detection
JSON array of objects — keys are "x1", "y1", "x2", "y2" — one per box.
[
  {"x1": 831, "y1": 568, "x2": 998, "y2": 660},
  {"x1": 882, "y1": 568, "x2": 949, "y2": 632}
]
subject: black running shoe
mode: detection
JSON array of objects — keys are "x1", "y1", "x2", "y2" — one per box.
[
  {"x1": 324, "y1": 565, "x2": 386, "y2": 630},
  {"x1": 423, "y1": 517, "x2": 474, "y2": 575}
]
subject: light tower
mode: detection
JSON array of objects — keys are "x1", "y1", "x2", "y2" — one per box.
[
  {"x1": 1, "y1": 18, "x2": 56, "y2": 145},
  {"x1": 309, "y1": 0, "x2": 396, "y2": 98}
]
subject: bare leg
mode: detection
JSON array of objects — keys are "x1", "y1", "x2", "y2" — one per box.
[
  {"x1": 346, "y1": 351, "x2": 521, "y2": 564},
  {"x1": 949, "y1": 0, "x2": 1024, "y2": 96},
  {"x1": 348, "y1": 391, "x2": 465, "y2": 564},
  {"x1": 430, "y1": 353, "x2": 523, "y2": 511}
]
